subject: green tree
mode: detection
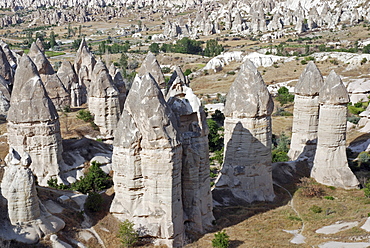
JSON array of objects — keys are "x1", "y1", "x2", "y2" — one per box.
[
  {"x1": 204, "y1": 39, "x2": 224, "y2": 57},
  {"x1": 84, "y1": 191, "x2": 103, "y2": 212},
  {"x1": 149, "y1": 42, "x2": 160, "y2": 54},
  {"x1": 118, "y1": 220, "x2": 139, "y2": 248},
  {"x1": 50, "y1": 31, "x2": 56, "y2": 48},
  {"x1": 212, "y1": 230, "x2": 229, "y2": 248},
  {"x1": 364, "y1": 44, "x2": 370, "y2": 54},
  {"x1": 276, "y1": 86, "x2": 294, "y2": 105},
  {"x1": 207, "y1": 119, "x2": 224, "y2": 152},
  {"x1": 71, "y1": 38, "x2": 82, "y2": 51}
]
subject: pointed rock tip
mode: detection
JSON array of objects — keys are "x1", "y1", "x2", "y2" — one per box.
[
  {"x1": 295, "y1": 61, "x2": 323, "y2": 96},
  {"x1": 319, "y1": 70, "x2": 349, "y2": 105}
]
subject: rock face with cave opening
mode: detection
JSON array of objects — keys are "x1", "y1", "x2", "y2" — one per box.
[
  {"x1": 166, "y1": 68, "x2": 214, "y2": 235},
  {"x1": 7, "y1": 55, "x2": 63, "y2": 186},
  {"x1": 311, "y1": 70, "x2": 359, "y2": 189},
  {"x1": 213, "y1": 59, "x2": 275, "y2": 205},
  {"x1": 110, "y1": 73, "x2": 184, "y2": 247},
  {"x1": 288, "y1": 61, "x2": 323, "y2": 161}
]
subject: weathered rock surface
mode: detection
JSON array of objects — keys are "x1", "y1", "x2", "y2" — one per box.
[
  {"x1": 28, "y1": 42, "x2": 70, "y2": 110},
  {"x1": 0, "y1": 45, "x2": 14, "y2": 84},
  {"x1": 137, "y1": 52, "x2": 166, "y2": 89},
  {"x1": 110, "y1": 73, "x2": 184, "y2": 247},
  {"x1": 88, "y1": 61, "x2": 121, "y2": 137},
  {"x1": 288, "y1": 62, "x2": 323, "y2": 161},
  {"x1": 7, "y1": 55, "x2": 63, "y2": 186},
  {"x1": 74, "y1": 39, "x2": 96, "y2": 105},
  {"x1": 57, "y1": 61, "x2": 81, "y2": 107},
  {"x1": 166, "y1": 69, "x2": 214, "y2": 234},
  {"x1": 0, "y1": 148, "x2": 65, "y2": 244},
  {"x1": 109, "y1": 63, "x2": 126, "y2": 112},
  {"x1": 311, "y1": 70, "x2": 359, "y2": 189},
  {"x1": 0, "y1": 75, "x2": 10, "y2": 116},
  {"x1": 213, "y1": 59, "x2": 275, "y2": 205}
]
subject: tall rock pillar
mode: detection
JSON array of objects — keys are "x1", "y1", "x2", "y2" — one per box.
[
  {"x1": 110, "y1": 73, "x2": 184, "y2": 247},
  {"x1": 288, "y1": 61, "x2": 323, "y2": 161},
  {"x1": 166, "y1": 69, "x2": 214, "y2": 234},
  {"x1": 213, "y1": 59, "x2": 275, "y2": 205},
  {"x1": 311, "y1": 70, "x2": 359, "y2": 189},
  {"x1": 7, "y1": 55, "x2": 63, "y2": 186}
]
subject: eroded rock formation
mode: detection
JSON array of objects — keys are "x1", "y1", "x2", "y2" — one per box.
[
  {"x1": 137, "y1": 52, "x2": 166, "y2": 89},
  {"x1": 28, "y1": 42, "x2": 70, "y2": 110},
  {"x1": 0, "y1": 76, "x2": 10, "y2": 116},
  {"x1": 166, "y1": 68, "x2": 214, "y2": 234},
  {"x1": 288, "y1": 62, "x2": 323, "y2": 161},
  {"x1": 109, "y1": 63, "x2": 127, "y2": 112},
  {"x1": 0, "y1": 148, "x2": 65, "y2": 244},
  {"x1": 57, "y1": 61, "x2": 81, "y2": 107},
  {"x1": 311, "y1": 70, "x2": 359, "y2": 189},
  {"x1": 89, "y1": 60, "x2": 121, "y2": 137},
  {"x1": 213, "y1": 59, "x2": 275, "y2": 205},
  {"x1": 110, "y1": 73, "x2": 184, "y2": 247},
  {"x1": 7, "y1": 55, "x2": 63, "y2": 186}
]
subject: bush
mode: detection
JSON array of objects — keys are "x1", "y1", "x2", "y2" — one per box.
[
  {"x1": 118, "y1": 220, "x2": 139, "y2": 248},
  {"x1": 84, "y1": 191, "x2": 103, "y2": 212},
  {"x1": 212, "y1": 230, "x2": 229, "y2": 248},
  {"x1": 347, "y1": 116, "x2": 360, "y2": 124},
  {"x1": 276, "y1": 86, "x2": 294, "y2": 105},
  {"x1": 310, "y1": 205, "x2": 323, "y2": 213},
  {"x1": 297, "y1": 177, "x2": 324, "y2": 198},
  {"x1": 76, "y1": 109, "x2": 94, "y2": 122},
  {"x1": 271, "y1": 133, "x2": 290, "y2": 162},
  {"x1": 364, "y1": 181, "x2": 370, "y2": 198},
  {"x1": 207, "y1": 119, "x2": 224, "y2": 152},
  {"x1": 324, "y1": 196, "x2": 334, "y2": 200},
  {"x1": 71, "y1": 161, "x2": 111, "y2": 194},
  {"x1": 184, "y1": 69, "x2": 192, "y2": 76}
]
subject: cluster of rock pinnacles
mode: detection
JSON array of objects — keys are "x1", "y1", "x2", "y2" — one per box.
[{"x1": 0, "y1": 39, "x2": 359, "y2": 246}]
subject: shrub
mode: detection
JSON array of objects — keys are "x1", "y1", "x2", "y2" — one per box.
[
  {"x1": 324, "y1": 196, "x2": 334, "y2": 200},
  {"x1": 161, "y1": 66, "x2": 171, "y2": 74},
  {"x1": 297, "y1": 177, "x2": 324, "y2": 198},
  {"x1": 76, "y1": 109, "x2": 94, "y2": 122},
  {"x1": 207, "y1": 119, "x2": 224, "y2": 152},
  {"x1": 71, "y1": 161, "x2": 111, "y2": 194},
  {"x1": 364, "y1": 181, "x2": 370, "y2": 198},
  {"x1": 271, "y1": 132, "x2": 290, "y2": 162},
  {"x1": 276, "y1": 86, "x2": 294, "y2": 106},
  {"x1": 310, "y1": 205, "x2": 323, "y2": 213},
  {"x1": 184, "y1": 69, "x2": 192, "y2": 76},
  {"x1": 84, "y1": 191, "x2": 103, "y2": 212},
  {"x1": 347, "y1": 116, "x2": 360, "y2": 124},
  {"x1": 118, "y1": 220, "x2": 139, "y2": 248},
  {"x1": 212, "y1": 230, "x2": 229, "y2": 248}
]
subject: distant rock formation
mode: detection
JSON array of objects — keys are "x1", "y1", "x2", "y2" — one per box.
[
  {"x1": 57, "y1": 61, "x2": 81, "y2": 107},
  {"x1": 166, "y1": 68, "x2": 214, "y2": 234},
  {"x1": 89, "y1": 60, "x2": 121, "y2": 137},
  {"x1": 0, "y1": 46, "x2": 14, "y2": 84},
  {"x1": 7, "y1": 55, "x2": 63, "y2": 186},
  {"x1": 109, "y1": 63, "x2": 126, "y2": 112},
  {"x1": 0, "y1": 76, "x2": 10, "y2": 116},
  {"x1": 311, "y1": 70, "x2": 359, "y2": 189},
  {"x1": 28, "y1": 42, "x2": 70, "y2": 110},
  {"x1": 0, "y1": 148, "x2": 65, "y2": 244},
  {"x1": 110, "y1": 73, "x2": 184, "y2": 247},
  {"x1": 288, "y1": 62, "x2": 323, "y2": 161},
  {"x1": 137, "y1": 52, "x2": 166, "y2": 89},
  {"x1": 213, "y1": 59, "x2": 275, "y2": 205},
  {"x1": 74, "y1": 38, "x2": 96, "y2": 106}
]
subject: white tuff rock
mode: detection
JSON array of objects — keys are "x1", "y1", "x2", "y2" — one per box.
[{"x1": 311, "y1": 70, "x2": 359, "y2": 189}]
